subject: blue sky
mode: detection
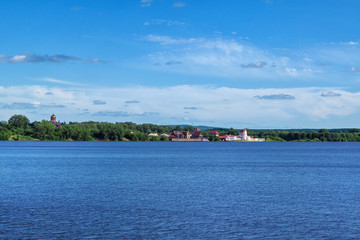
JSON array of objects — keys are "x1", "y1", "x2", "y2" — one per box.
[{"x1": 1, "y1": 0, "x2": 360, "y2": 128}]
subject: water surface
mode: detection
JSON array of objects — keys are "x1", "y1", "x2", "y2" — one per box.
[{"x1": 0, "y1": 142, "x2": 359, "y2": 239}]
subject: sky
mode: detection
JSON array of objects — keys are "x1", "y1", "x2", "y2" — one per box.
[{"x1": 1, "y1": 0, "x2": 360, "y2": 129}]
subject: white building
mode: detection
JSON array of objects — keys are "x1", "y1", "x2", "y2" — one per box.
[
  {"x1": 220, "y1": 128, "x2": 265, "y2": 142},
  {"x1": 237, "y1": 128, "x2": 265, "y2": 142}
]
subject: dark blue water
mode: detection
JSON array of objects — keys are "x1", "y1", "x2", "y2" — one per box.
[{"x1": 0, "y1": 142, "x2": 359, "y2": 239}]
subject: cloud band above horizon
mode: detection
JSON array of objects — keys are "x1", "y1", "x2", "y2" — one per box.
[{"x1": 0, "y1": 84, "x2": 359, "y2": 129}]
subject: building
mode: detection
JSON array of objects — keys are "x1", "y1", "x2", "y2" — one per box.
[
  {"x1": 190, "y1": 131, "x2": 203, "y2": 140},
  {"x1": 209, "y1": 130, "x2": 219, "y2": 137},
  {"x1": 168, "y1": 131, "x2": 191, "y2": 140},
  {"x1": 219, "y1": 135, "x2": 238, "y2": 141},
  {"x1": 219, "y1": 128, "x2": 265, "y2": 142},
  {"x1": 168, "y1": 130, "x2": 203, "y2": 141},
  {"x1": 237, "y1": 128, "x2": 265, "y2": 141},
  {"x1": 237, "y1": 128, "x2": 249, "y2": 140},
  {"x1": 50, "y1": 114, "x2": 62, "y2": 126}
]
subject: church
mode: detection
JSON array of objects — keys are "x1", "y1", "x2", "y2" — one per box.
[{"x1": 50, "y1": 114, "x2": 62, "y2": 126}]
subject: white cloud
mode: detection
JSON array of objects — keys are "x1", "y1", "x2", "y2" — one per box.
[
  {"x1": 0, "y1": 85, "x2": 359, "y2": 128},
  {"x1": 141, "y1": 36, "x2": 360, "y2": 83},
  {"x1": 341, "y1": 41, "x2": 359, "y2": 46},
  {"x1": 11, "y1": 55, "x2": 27, "y2": 63},
  {"x1": 142, "y1": 35, "x2": 319, "y2": 79},
  {"x1": 285, "y1": 68, "x2": 298, "y2": 76},
  {"x1": 321, "y1": 91, "x2": 342, "y2": 97},
  {"x1": 144, "y1": 34, "x2": 202, "y2": 45}
]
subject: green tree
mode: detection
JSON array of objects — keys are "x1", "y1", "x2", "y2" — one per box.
[
  {"x1": 183, "y1": 125, "x2": 195, "y2": 132},
  {"x1": 32, "y1": 120, "x2": 56, "y2": 140},
  {"x1": 160, "y1": 135, "x2": 169, "y2": 141},
  {"x1": 258, "y1": 131, "x2": 265, "y2": 138},
  {"x1": 149, "y1": 136, "x2": 159, "y2": 141},
  {"x1": 227, "y1": 128, "x2": 237, "y2": 135},
  {"x1": 0, "y1": 127, "x2": 11, "y2": 140},
  {"x1": 8, "y1": 115, "x2": 30, "y2": 131},
  {"x1": 174, "y1": 125, "x2": 182, "y2": 131}
]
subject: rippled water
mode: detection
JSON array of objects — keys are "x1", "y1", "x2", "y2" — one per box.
[{"x1": 0, "y1": 141, "x2": 359, "y2": 239}]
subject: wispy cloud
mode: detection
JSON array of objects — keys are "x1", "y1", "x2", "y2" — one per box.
[
  {"x1": 144, "y1": 34, "x2": 203, "y2": 45},
  {"x1": 240, "y1": 61, "x2": 267, "y2": 68},
  {"x1": 184, "y1": 107, "x2": 199, "y2": 110},
  {"x1": 315, "y1": 42, "x2": 360, "y2": 67},
  {"x1": 125, "y1": 100, "x2": 140, "y2": 104},
  {"x1": 255, "y1": 94, "x2": 295, "y2": 100},
  {"x1": 36, "y1": 77, "x2": 84, "y2": 86},
  {"x1": 348, "y1": 67, "x2": 360, "y2": 72},
  {"x1": 140, "y1": 0, "x2": 153, "y2": 7},
  {"x1": 321, "y1": 91, "x2": 342, "y2": 97},
  {"x1": 142, "y1": 36, "x2": 360, "y2": 83},
  {"x1": 173, "y1": 2, "x2": 186, "y2": 7},
  {"x1": 341, "y1": 41, "x2": 359, "y2": 46},
  {"x1": 92, "y1": 111, "x2": 159, "y2": 117},
  {"x1": 0, "y1": 53, "x2": 102, "y2": 64},
  {"x1": 0, "y1": 102, "x2": 65, "y2": 110},
  {"x1": 166, "y1": 61, "x2": 182, "y2": 65},
  {"x1": 143, "y1": 35, "x2": 307, "y2": 79},
  {"x1": 144, "y1": 19, "x2": 185, "y2": 26},
  {"x1": 140, "y1": 0, "x2": 185, "y2": 8},
  {"x1": 93, "y1": 100, "x2": 107, "y2": 105}
]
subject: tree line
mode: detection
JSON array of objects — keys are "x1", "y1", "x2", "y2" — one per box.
[
  {"x1": 0, "y1": 114, "x2": 359, "y2": 142},
  {"x1": 205, "y1": 128, "x2": 360, "y2": 142}
]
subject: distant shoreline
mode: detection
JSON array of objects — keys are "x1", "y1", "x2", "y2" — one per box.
[{"x1": 1, "y1": 114, "x2": 359, "y2": 142}]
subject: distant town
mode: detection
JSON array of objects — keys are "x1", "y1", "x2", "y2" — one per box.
[
  {"x1": 0, "y1": 114, "x2": 359, "y2": 142},
  {"x1": 152, "y1": 128, "x2": 265, "y2": 142},
  {"x1": 50, "y1": 114, "x2": 264, "y2": 142}
]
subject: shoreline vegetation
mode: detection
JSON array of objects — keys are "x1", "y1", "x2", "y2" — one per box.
[{"x1": 1, "y1": 114, "x2": 360, "y2": 142}]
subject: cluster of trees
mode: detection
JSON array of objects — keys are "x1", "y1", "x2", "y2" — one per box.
[
  {"x1": 0, "y1": 115, "x2": 177, "y2": 141},
  {"x1": 0, "y1": 114, "x2": 359, "y2": 142}
]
